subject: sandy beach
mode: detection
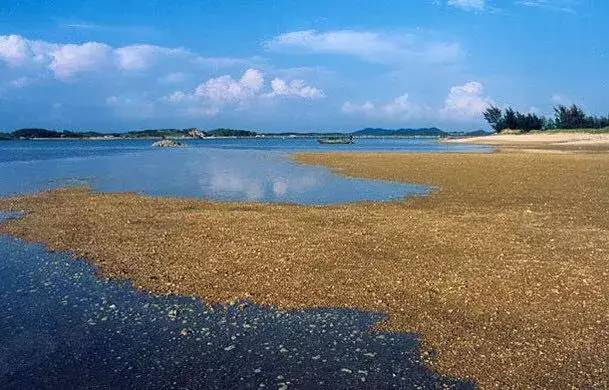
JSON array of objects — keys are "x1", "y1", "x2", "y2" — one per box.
[
  {"x1": 1, "y1": 148, "x2": 609, "y2": 388},
  {"x1": 446, "y1": 131, "x2": 609, "y2": 151}
]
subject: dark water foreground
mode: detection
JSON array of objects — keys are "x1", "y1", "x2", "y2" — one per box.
[{"x1": 0, "y1": 215, "x2": 473, "y2": 389}]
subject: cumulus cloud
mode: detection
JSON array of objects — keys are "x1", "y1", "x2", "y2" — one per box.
[
  {"x1": 447, "y1": 0, "x2": 486, "y2": 11},
  {"x1": 195, "y1": 68, "x2": 264, "y2": 104},
  {"x1": 0, "y1": 34, "x2": 243, "y2": 80},
  {"x1": 165, "y1": 68, "x2": 324, "y2": 117},
  {"x1": 115, "y1": 44, "x2": 191, "y2": 71},
  {"x1": 343, "y1": 81, "x2": 493, "y2": 123},
  {"x1": 266, "y1": 78, "x2": 324, "y2": 98},
  {"x1": 440, "y1": 81, "x2": 494, "y2": 121},
  {"x1": 0, "y1": 35, "x2": 34, "y2": 66},
  {"x1": 265, "y1": 30, "x2": 462, "y2": 65},
  {"x1": 0, "y1": 35, "x2": 113, "y2": 79},
  {"x1": 49, "y1": 42, "x2": 113, "y2": 79}
]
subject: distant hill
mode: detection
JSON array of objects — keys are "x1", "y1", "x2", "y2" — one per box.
[
  {"x1": 12, "y1": 128, "x2": 63, "y2": 139},
  {"x1": 11, "y1": 128, "x2": 112, "y2": 139},
  {"x1": 446, "y1": 129, "x2": 492, "y2": 137},
  {"x1": 3, "y1": 126, "x2": 490, "y2": 140},
  {"x1": 351, "y1": 127, "x2": 447, "y2": 137},
  {"x1": 207, "y1": 128, "x2": 257, "y2": 137},
  {"x1": 4, "y1": 127, "x2": 259, "y2": 139}
]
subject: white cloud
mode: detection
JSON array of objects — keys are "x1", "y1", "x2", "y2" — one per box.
[
  {"x1": 0, "y1": 35, "x2": 32, "y2": 66},
  {"x1": 115, "y1": 44, "x2": 191, "y2": 71},
  {"x1": 440, "y1": 81, "x2": 494, "y2": 121},
  {"x1": 195, "y1": 68, "x2": 264, "y2": 104},
  {"x1": 265, "y1": 30, "x2": 462, "y2": 65},
  {"x1": 166, "y1": 68, "x2": 324, "y2": 117},
  {"x1": 49, "y1": 42, "x2": 113, "y2": 79},
  {"x1": 0, "y1": 35, "x2": 54, "y2": 67},
  {"x1": 551, "y1": 94, "x2": 572, "y2": 105},
  {"x1": 266, "y1": 78, "x2": 324, "y2": 99},
  {"x1": 343, "y1": 81, "x2": 493, "y2": 123},
  {"x1": 0, "y1": 34, "x2": 245, "y2": 80},
  {"x1": 516, "y1": 0, "x2": 578, "y2": 13},
  {"x1": 447, "y1": 0, "x2": 486, "y2": 11},
  {"x1": 0, "y1": 35, "x2": 112, "y2": 79},
  {"x1": 342, "y1": 94, "x2": 428, "y2": 120}
]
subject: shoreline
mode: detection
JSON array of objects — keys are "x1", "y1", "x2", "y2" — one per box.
[
  {"x1": 445, "y1": 131, "x2": 609, "y2": 152},
  {"x1": 1, "y1": 148, "x2": 609, "y2": 387}
]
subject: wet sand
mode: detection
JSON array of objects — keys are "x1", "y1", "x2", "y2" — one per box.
[{"x1": 1, "y1": 150, "x2": 609, "y2": 388}]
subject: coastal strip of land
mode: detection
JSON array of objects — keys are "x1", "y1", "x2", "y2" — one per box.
[
  {"x1": 445, "y1": 131, "x2": 609, "y2": 152},
  {"x1": 1, "y1": 149, "x2": 609, "y2": 388}
]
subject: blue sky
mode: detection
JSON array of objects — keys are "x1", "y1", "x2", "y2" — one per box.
[{"x1": 0, "y1": 0, "x2": 607, "y2": 132}]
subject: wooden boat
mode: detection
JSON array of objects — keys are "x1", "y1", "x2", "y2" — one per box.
[{"x1": 317, "y1": 136, "x2": 354, "y2": 145}]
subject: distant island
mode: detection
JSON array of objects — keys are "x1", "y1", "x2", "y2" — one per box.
[
  {"x1": 0, "y1": 127, "x2": 488, "y2": 140},
  {"x1": 1, "y1": 127, "x2": 258, "y2": 140}
]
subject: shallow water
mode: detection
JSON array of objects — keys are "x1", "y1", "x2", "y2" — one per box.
[
  {"x1": 0, "y1": 138, "x2": 488, "y2": 204},
  {"x1": 0, "y1": 214, "x2": 472, "y2": 389},
  {"x1": 0, "y1": 139, "x2": 483, "y2": 388}
]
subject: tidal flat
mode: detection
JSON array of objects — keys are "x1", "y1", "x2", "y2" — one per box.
[{"x1": 1, "y1": 149, "x2": 609, "y2": 388}]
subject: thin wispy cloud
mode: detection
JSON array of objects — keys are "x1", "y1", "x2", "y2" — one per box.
[
  {"x1": 515, "y1": 0, "x2": 580, "y2": 13},
  {"x1": 447, "y1": 0, "x2": 486, "y2": 11},
  {"x1": 63, "y1": 23, "x2": 103, "y2": 29},
  {"x1": 265, "y1": 30, "x2": 462, "y2": 65}
]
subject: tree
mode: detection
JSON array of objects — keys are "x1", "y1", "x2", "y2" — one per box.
[
  {"x1": 483, "y1": 106, "x2": 503, "y2": 132},
  {"x1": 553, "y1": 104, "x2": 587, "y2": 129},
  {"x1": 503, "y1": 108, "x2": 518, "y2": 130},
  {"x1": 483, "y1": 107, "x2": 545, "y2": 132}
]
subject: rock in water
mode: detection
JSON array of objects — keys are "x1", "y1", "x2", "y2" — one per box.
[
  {"x1": 187, "y1": 128, "x2": 207, "y2": 139},
  {"x1": 152, "y1": 139, "x2": 185, "y2": 148}
]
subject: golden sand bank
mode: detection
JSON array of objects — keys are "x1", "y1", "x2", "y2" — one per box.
[{"x1": 1, "y1": 150, "x2": 609, "y2": 388}]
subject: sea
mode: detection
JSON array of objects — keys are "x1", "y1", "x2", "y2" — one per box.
[{"x1": 0, "y1": 137, "x2": 481, "y2": 389}]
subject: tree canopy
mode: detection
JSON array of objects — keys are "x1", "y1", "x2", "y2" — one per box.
[{"x1": 483, "y1": 104, "x2": 609, "y2": 133}]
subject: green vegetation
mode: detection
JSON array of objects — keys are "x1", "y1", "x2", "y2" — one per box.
[
  {"x1": 12, "y1": 128, "x2": 64, "y2": 139},
  {"x1": 1, "y1": 127, "x2": 259, "y2": 140},
  {"x1": 9, "y1": 128, "x2": 114, "y2": 139},
  {"x1": 484, "y1": 104, "x2": 609, "y2": 133},
  {"x1": 552, "y1": 104, "x2": 609, "y2": 129},
  {"x1": 206, "y1": 128, "x2": 257, "y2": 137}
]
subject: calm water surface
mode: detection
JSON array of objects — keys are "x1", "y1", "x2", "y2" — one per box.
[
  {"x1": 0, "y1": 139, "x2": 482, "y2": 388},
  {"x1": 0, "y1": 138, "x2": 488, "y2": 203}
]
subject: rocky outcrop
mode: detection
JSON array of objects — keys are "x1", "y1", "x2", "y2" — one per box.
[
  {"x1": 187, "y1": 128, "x2": 207, "y2": 139},
  {"x1": 152, "y1": 139, "x2": 185, "y2": 148}
]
